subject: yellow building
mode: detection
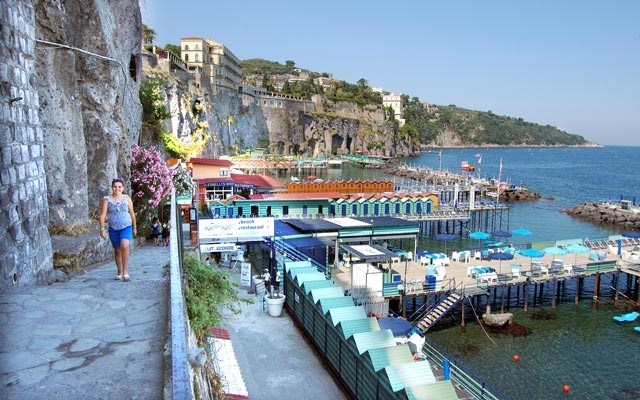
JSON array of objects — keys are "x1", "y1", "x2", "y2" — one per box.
[{"x1": 180, "y1": 37, "x2": 242, "y2": 91}]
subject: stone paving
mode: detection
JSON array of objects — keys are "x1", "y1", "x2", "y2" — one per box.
[{"x1": 0, "y1": 243, "x2": 170, "y2": 400}]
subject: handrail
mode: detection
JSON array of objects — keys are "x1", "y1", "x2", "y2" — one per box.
[
  {"x1": 169, "y1": 188, "x2": 192, "y2": 399},
  {"x1": 407, "y1": 279, "x2": 464, "y2": 322},
  {"x1": 422, "y1": 338, "x2": 507, "y2": 400}
]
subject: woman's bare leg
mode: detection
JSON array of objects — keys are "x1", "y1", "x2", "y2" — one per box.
[
  {"x1": 120, "y1": 239, "x2": 131, "y2": 277},
  {"x1": 114, "y1": 248, "x2": 123, "y2": 276}
]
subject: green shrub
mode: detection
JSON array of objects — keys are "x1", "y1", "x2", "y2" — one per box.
[{"x1": 183, "y1": 254, "x2": 252, "y2": 340}]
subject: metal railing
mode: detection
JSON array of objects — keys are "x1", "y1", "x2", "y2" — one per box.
[
  {"x1": 169, "y1": 189, "x2": 192, "y2": 399},
  {"x1": 422, "y1": 338, "x2": 507, "y2": 400},
  {"x1": 407, "y1": 279, "x2": 462, "y2": 322}
]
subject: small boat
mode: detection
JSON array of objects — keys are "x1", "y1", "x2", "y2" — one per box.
[
  {"x1": 460, "y1": 161, "x2": 475, "y2": 171},
  {"x1": 290, "y1": 176, "x2": 299, "y2": 182},
  {"x1": 613, "y1": 311, "x2": 639, "y2": 323}
]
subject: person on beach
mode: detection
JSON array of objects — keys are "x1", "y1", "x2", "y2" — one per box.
[
  {"x1": 99, "y1": 177, "x2": 137, "y2": 282},
  {"x1": 151, "y1": 217, "x2": 161, "y2": 247},
  {"x1": 161, "y1": 220, "x2": 170, "y2": 246}
]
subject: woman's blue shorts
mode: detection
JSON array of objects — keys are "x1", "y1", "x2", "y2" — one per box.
[{"x1": 108, "y1": 225, "x2": 133, "y2": 249}]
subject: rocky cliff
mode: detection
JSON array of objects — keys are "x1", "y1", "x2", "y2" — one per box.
[{"x1": 35, "y1": 0, "x2": 142, "y2": 230}]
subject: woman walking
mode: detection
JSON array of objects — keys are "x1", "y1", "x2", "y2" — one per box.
[{"x1": 99, "y1": 177, "x2": 137, "y2": 281}]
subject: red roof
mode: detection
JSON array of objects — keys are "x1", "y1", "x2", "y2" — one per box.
[{"x1": 189, "y1": 158, "x2": 234, "y2": 167}]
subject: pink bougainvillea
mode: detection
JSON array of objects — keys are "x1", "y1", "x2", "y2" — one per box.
[{"x1": 131, "y1": 145, "x2": 173, "y2": 228}]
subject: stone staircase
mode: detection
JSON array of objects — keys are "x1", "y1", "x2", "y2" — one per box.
[{"x1": 415, "y1": 292, "x2": 462, "y2": 333}]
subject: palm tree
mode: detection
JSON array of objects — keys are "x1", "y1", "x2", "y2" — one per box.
[{"x1": 142, "y1": 24, "x2": 155, "y2": 45}]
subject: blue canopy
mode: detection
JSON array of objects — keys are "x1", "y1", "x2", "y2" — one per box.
[
  {"x1": 513, "y1": 228, "x2": 532, "y2": 237},
  {"x1": 542, "y1": 246, "x2": 568, "y2": 255},
  {"x1": 469, "y1": 231, "x2": 490, "y2": 240},
  {"x1": 488, "y1": 252, "x2": 514, "y2": 261},
  {"x1": 622, "y1": 231, "x2": 640, "y2": 238},
  {"x1": 377, "y1": 317, "x2": 413, "y2": 337},
  {"x1": 520, "y1": 248, "x2": 545, "y2": 258},
  {"x1": 492, "y1": 230, "x2": 513, "y2": 238},
  {"x1": 565, "y1": 244, "x2": 589, "y2": 254}
]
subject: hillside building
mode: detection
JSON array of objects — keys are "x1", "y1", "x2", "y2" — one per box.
[{"x1": 180, "y1": 37, "x2": 242, "y2": 91}]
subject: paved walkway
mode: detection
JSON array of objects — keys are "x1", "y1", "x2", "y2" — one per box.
[
  {"x1": 220, "y1": 266, "x2": 348, "y2": 400},
  {"x1": 0, "y1": 243, "x2": 170, "y2": 400}
]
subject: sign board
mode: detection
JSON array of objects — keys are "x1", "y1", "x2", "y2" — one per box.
[
  {"x1": 199, "y1": 217, "x2": 275, "y2": 241},
  {"x1": 240, "y1": 262, "x2": 251, "y2": 286},
  {"x1": 200, "y1": 243, "x2": 238, "y2": 253}
]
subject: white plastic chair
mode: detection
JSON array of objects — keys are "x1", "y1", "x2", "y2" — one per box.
[
  {"x1": 451, "y1": 251, "x2": 460, "y2": 262},
  {"x1": 420, "y1": 256, "x2": 429, "y2": 266},
  {"x1": 405, "y1": 251, "x2": 413, "y2": 261}
]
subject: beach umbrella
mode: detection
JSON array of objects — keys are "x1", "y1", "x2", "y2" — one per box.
[
  {"x1": 542, "y1": 246, "x2": 568, "y2": 255},
  {"x1": 622, "y1": 231, "x2": 640, "y2": 238},
  {"x1": 488, "y1": 251, "x2": 514, "y2": 274},
  {"x1": 513, "y1": 227, "x2": 532, "y2": 249},
  {"x1": 469, "y1": 231, "x2": 490, "y2": 240},
  {"x1": 435, "y1": 233, "x2": 458, "y2": 255},
  {"x1": 513, "y1": 228, "x2": 532, "y2": 237},
  {"x1": 492, "y1": 230, "x2": 512, "y2": 244},
  {"x1": 520, "y1": 248, "x2": 545, "y2": 267},
  {"x1": 566, "y1": 244, "x2": 590, "y2": 265}
]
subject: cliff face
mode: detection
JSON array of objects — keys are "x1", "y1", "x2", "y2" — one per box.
[
  {"x1": 34, "y1": 0, "x2": 142, "y2": 230},
  {"x1": 152, "y1": 81, "x2": 415, "y2": 158}
]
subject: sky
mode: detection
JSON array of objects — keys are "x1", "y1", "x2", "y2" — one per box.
[{"x1": 142, "y1": 0, "x2": 640, "y2": 146}]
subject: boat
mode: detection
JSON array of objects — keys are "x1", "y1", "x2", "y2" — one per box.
[{"x1": 460, "y1": 161, "x2": 475, "y2": 171}]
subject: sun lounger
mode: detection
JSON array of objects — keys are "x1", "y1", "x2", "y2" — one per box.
[{"x1": 613, "y1": 311, "x2": 639, "y2": 323}]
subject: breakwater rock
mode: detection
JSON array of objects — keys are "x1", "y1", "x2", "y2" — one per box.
[
  {"x1": 500, "y1": 187, "x2": 541, "y2": 202},
  {"x1": 563, "y1": 202, "x2": 640, "y2": 229}
]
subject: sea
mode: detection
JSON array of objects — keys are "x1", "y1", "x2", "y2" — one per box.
[{"x1": 274, "y1": 146, "x2": 640, "y2": 399}]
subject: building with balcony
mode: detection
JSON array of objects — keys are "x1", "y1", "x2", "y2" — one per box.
[{"x1": 180, "y1": 37, "x2": 243, "y2": 91}]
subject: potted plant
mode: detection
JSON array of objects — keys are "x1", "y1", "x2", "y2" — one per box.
[{"x1": 265, "y1": 271, "x2": 285, "y2": 317}]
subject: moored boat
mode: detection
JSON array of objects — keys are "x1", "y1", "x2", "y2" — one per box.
[{"x1": 460, "y1": 161, "x2": 475, "y2": 171}]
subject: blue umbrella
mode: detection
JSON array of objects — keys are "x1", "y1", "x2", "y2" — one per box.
[
  {"x1": 513, "y1": 228, "x2": 532, "y2": 237},
  {"x1": 488, "y1": 251, "x2": 514, "y2": 274},
  {"x1": 622, "y1": 231, "x2": 640, "y2": 238},
  {"x1": 435, "y1": 233, "x2": 458, "y2": 255},
  {"x1": 469, "y1": 231, "x2": 490, "y2": 240},
  {"x1": 513, "y1": 228, "x2": 532, "y2": 248},
  {"x1": 542, "y1": 246, "x2": 568, "y2": 255},
  {"x1": 492, "y1": 230, "x2": 512, "y2": 238},
  {"x1": 520, "y1": 248, "x2": 545, "y2": 258},
  {"x1": 566, "y1": 243, "x2": 590, "y2": 264}
]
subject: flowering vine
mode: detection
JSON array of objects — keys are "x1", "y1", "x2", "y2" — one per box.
[{"x1": 131, "y1": 145, "x2": 173, "y2": 233}]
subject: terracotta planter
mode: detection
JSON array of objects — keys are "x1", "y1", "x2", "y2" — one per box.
[{"x1": 265, "y1": 295, "x2": 286, "y2": 317}]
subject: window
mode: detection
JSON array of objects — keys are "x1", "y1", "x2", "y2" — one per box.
[
  {"x1": 283, "y1": 206, "x2": 289, "y2": 216},
  {"x1": 195, "y1": 54, "x2": 199, "y2": 61},
  {"x1": 251, "y1": 205, "x2": 259, "y2": 217},
  {"x1": 219, "y1": 168, "x2": 228, "y2": 176},
  {"x1": 195, "y1": 44, "x2": 200, "y2": 50},
  {"x1": 184, "y1": 54, "x2": 189, "y2": 62},
  {"x1": 184, "y1": 44, "x2": 189, "y2": 50}
]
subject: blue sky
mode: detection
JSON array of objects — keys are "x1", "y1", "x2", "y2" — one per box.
[{"x1": 143, "y1": 0, "x2": 640, "y2": 146}]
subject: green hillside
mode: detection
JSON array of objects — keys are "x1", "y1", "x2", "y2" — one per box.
[{"x1": 241, "y1": 58, "x2": 589, "y2": 147}]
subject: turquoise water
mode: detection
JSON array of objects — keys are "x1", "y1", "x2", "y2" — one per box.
[
  {"x1": 427, "y1": 300, "x2": 640, "y2": 400},
  {"x1": 276, "y1": 146, "x2": 640, "y2": 399}
]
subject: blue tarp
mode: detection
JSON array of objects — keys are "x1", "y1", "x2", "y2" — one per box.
[
  {"x1": 285, "y1": 237, "x2": 333, "y2": 249},
  {"x1": 377, "y1": 317, "x2": 413, "y2": 337}
]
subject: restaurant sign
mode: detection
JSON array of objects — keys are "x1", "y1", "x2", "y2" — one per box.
[{"x1": 199, "y1": 217, "x2": 275, "y2": 241}]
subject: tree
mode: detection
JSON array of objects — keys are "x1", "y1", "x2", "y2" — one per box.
[
  {"x1": 285, "y1": 60, "x2": 296, "y2": 69},
  {"x1": 142, "y1": 24, "x2": 155, "y2": 44},
  {"x1": 164, "y1": 44, "x2": 181, "y2": 57}
]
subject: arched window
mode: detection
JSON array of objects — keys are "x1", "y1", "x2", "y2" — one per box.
[
  {"x1": 195, "y1": 53, "x2": 199, "y2": 61},
  {"x1": 184, "y1": 44, "x2": 189, "y2": 50},
  {"x1": 184, "y1": 54, "x2": 189, "y2": 62}
]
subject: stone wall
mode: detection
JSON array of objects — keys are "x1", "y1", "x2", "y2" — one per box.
[{"x1": 0, "y1": 0, "x2": 53, "y2": 287}]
